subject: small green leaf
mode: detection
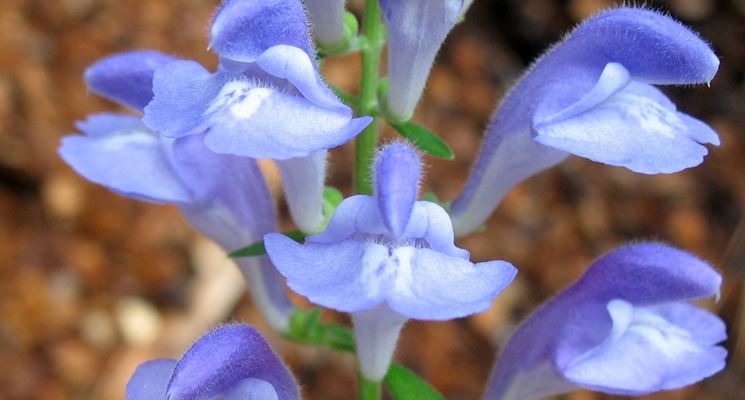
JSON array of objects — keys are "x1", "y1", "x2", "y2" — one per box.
[
  {"x1": 228, "y1": 231, "x2": 305, "y2": 258},
  {"x1": 390, "y1": 122, "x2": 454, "y2": 160},
  {"x1": 323, "y1": 324, "x2": 356, "y2": 353},
  {"x1": 385, "y1": 363, "x2": 445, "y2": 400}
]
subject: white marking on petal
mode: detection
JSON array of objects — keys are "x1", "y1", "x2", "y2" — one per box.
[
  {"x1": 206, "y1": 80, "x2": 274, "y2": 120},
  {"x1": 604, "y1": 93, "x2": 685, "y2": 139},
  {"x1": 359, "y1": 244, "x2": 392, "y2": 299},
  {"x1": 230, "y1": 88, "x2": 273, "y2": 119}
]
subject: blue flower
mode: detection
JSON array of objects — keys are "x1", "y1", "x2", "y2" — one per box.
[
  {"x1": 265, "y1": 143, "x2": 516, "y2": 380},
  {"x1": 141, "y1": 0, "x2": 371, "y2": 232},
  {"x1": 379, "y1": 0, "x2": 465, "y2": 121},
  {"x1": 59, "y1": 52, "x2": 293, "y2": 332},
  {"x1": 450, "y1": 7, "x2": 720, "y2": 236},
  {"x1": 126, "y1": 324, "x2": 298, "y2": 400},
  {"x1": 483, "y1": 243, "x2": 726, "y2": 400}
]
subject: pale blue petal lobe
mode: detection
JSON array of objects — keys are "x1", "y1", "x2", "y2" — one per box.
[
  {"x1": 59, "y1": 114, "x2": 191, "y2": 203},
  {"x1": 202, "y1": 83, "x2": 367, "y2": 159},
  {"x1": 264, "y1": 233, "x2": 389, "y2": 312},
  {"x1": 85, "y1": 51, "x2": 178, "y2": 111},
  {"x1": 387, "y1": 248, "x2": 516, "y2": 320},
  {"x1": 143, "y1": 60, "x2": 223, "y2": 138}
]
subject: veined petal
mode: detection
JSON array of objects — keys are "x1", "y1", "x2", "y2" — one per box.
[
  {"x1": 563, "y1": 299, "x2": 727, "y2": 395},
  {"x1": 125, "y1": 359, "x2": 176, "y2": 400},
  {"x1": 143, "y1": 60, "x2": 224, "y2": 138},
  {"x1": 256, "y1": 45, "x2": 347, "y2": 113},
  {"x1": 202, "y1": 81, "x2": 369, "y2": 159},
  {"x1": 380, "y1": 0, "x2": 464, "y2": 120},
  {"x1": 59, "y1": 114, "x2": 192, "y2": 204},
  {"x1": 304, "y1": 0, "x2": 347, "y2": 47},
  {"x1": 375, "y1": 143, "x2": 421, "y2": 238},
  {"x1": 85, "y1": 50, "x2": 178, "y2": 112},
  {"x1": 167, "y1": 324, "x2": 298, "y2": 400},
  {"x1": 387, "y1": 247, "x2": 516, "y2": 320},
  {"x1": 210, "y1": 0, "x2": 314, "y2": 65}
]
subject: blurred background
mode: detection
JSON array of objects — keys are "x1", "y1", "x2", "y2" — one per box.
[{"x1": 1, "y1": 0, "x2": 744, "y2": 399}]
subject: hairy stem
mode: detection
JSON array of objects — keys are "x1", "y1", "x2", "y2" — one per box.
[{"x1": 355, "y1": 0, "x2": 384, "y2": 194}]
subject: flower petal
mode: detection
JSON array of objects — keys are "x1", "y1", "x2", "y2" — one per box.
[
  {"x1": 221, "y1": 378, "x2": 279, "y2": 400},
  {"x1": 386, "y1": 247, "x2": 516, "y2": 320},
  {"x1": 210, "y1": 0, "x2": 314, "y2": 65},
  {"x1": 534, "y1": 71, "x2": 719, "y2": 174},
  {"x1": 85, "y1": 50, "x2": 178, "y2": 112},
  {"x1": 563, "y1": 299, "x2": 727, "y2": 395},
  {"x1": 264, "y1": 233, "x2": 390, "y2": 312},
  {"x1": 256, "y1": 45, "x2": 348, "y2": 113},
  {"x1": 125, "y1": 359, "x2": 176, "y2": 400},
  {"x1": 276, "y1": 151, "x2": 327, "y2": 233},
  {"x1": 202, "y1": 82, "x2": 369, "y2": 159},
  {"x1": 648, "y1": 302, "x2": 727, "y2": 346},
  {"x1": 380, "y1": 0, "x2": 464, "y2": 120},
  {"x1": 576, "y1": 243, "x2": 722, "y2": 304},
  {"x1": 143, "y1": 60, "x2": 224, "y2": 138},
  {"x1": 375, "y1": 143, "x2": 421, "y2": 238},
  {"x1": 307, "y1": 195, "x2": 389, "y2": 243},
  {"x1": 167, "y1": 324, "x2": 298, "y2": 400},
  {"x1": 59, "y1": 114, "x2": 192, "y2": 203}
]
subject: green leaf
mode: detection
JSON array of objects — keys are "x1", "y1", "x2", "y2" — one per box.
[
  {"x1": 385, "y1": 363, "x2": 445, "y2": 400},
  {"x1": 390, "y1": 122, "x2": 454, "y2": 160},
  {"x1": 228, "y1": 231, "x2": 305, "y2": 258},
  {"x1": 323, "y1": 324, "x2": 356, "y2": 353}
]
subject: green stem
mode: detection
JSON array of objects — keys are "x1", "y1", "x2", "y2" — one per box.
[
  {"x1": 359, "y1": 375, "x2": 382, "y2": 400},
  {"x1": 355, "y1": 0, "x2": 385, "y2": 195}
]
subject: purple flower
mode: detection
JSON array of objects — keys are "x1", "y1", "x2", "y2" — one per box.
[
  {"x1": 126, "y1": 324, "x2": 298, "y2": 400},
  {"x1": 380, "y1": 0, "x2": 464, "y2": 121},
  {"x1": 142, "y1": 0, "x2": 372, "y2": 232},
  {"x1": 59, "y1": 52, "x2": 293, "y2": 332},
  {"x1": 451, "y1": 7, "x2": 720, "y2": 236},
  {"x1": 264, "y1": 143, "x2": 516, "y2": 380},
  {"x1": 483, "y1": 243, "x2": 726, "y2": 400}
]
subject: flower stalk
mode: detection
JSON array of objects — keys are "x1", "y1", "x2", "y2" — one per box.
[{"x1": 355, "y1": 0, "x2": 385, "y2": 195}]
